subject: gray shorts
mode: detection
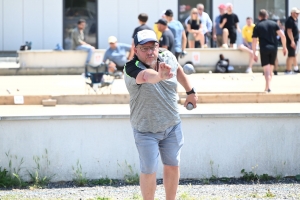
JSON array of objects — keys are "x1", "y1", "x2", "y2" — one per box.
[{"x1": 133, "y1": 122, "x2": 184, "y2": 174}]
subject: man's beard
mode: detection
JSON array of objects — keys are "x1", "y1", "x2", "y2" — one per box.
[{"x1": 145, "y1": 55, "x2": 157, "y2": 68}]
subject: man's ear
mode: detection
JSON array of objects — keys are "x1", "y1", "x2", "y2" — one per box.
[{"x1": 134, "y1": 46, "x2": 138, "y2": 55}]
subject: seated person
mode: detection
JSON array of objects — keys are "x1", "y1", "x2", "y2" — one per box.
[
  {"x1": 72, "y1": 19, "x2": 95, "y2": 65},
  {"x1": 103, "y1": 36, "x2": 131, "y2": 73}
]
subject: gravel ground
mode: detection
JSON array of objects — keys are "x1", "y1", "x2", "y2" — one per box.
[{"x1": 0, "y1": 179, "x2": 300, "y2": 200}]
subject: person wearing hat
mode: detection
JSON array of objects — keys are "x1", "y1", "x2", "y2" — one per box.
[
  {"x1": 213, "y1": 4, "x2": 226, "y2": 47},
  {"x1": 103, "y1": 36, "x2": 131, "y2": 74},
  {"x1": 157, "y1": 18, "x2": 175, "y2": 54},
  {"x1": 164, "y1": 9, "x2": 187, "y2": 60},
  {"x1": 284, "y1": 7, "x2": 300, "y2": 74},
  {"x1": 124, "y1": 29, "x2": 197, "y2": 199}
]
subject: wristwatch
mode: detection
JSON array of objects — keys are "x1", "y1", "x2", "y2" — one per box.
[{"x1": 186, "y1": 87, "x2": 196, "y2": 95}]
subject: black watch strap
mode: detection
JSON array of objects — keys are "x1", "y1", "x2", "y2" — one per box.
[{"x1": 186, "y1": 87, "x2": 196, "y2": 95}]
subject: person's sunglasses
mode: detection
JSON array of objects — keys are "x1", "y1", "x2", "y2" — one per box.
[{"x1": 192, "y1": 12, "x2": 198, "y2": 14}]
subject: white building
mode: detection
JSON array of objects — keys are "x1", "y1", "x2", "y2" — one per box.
[{"x1": 0, "y1": 0, "x2": 299, "y2": 51}]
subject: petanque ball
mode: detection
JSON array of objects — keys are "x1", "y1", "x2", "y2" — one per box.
[{"x1": 183, "y1": 64, "x2": 195, "y2": 75}]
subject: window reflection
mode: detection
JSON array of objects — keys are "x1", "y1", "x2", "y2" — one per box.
[
  {"x1": 254, "y1": 0, "x2": 286, "y2": 23},
  {"x1": 64, "y1": 0, "x2": 97, "y2": 50}
]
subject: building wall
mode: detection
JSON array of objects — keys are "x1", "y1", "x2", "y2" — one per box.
[
  {"x1": 0, "y1": 0, "x2": 62, "y2": 51},
  {"x1": 97, "y1": 0, "x2": 178, "y2": 49},
  {"x1": 0, "y1": 115, "x2": 300, "y2": 181}
]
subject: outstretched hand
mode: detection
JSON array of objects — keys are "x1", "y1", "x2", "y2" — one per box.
[{"x1": 158, "y1": 62, "x2": 173, "y2": 80}]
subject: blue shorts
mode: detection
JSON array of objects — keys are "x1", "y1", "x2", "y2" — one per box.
[{"x1": 133, "y1": 122, "x2": 184, "y2": 174}]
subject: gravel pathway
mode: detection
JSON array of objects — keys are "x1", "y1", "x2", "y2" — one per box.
[{"x1": 0, "y1": 179, "x2": 300, "y2": 200}]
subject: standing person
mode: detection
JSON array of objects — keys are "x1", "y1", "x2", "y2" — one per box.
[
  {"x1": 72, "y1": 19, "x2": 95, "y2": 65},
  {"x1": 128, "y1": 13, "x2": 152, "y2": 60},
  {"x1": 213, "y1": 4, "x2": 226, "y2": 47},
  {"x1": 252, "y1": 9, "x2": 287, "y2": 93},
  {"x1": 186, "y1": 8, "x2": 205, "y2": 48},
  {"x1": 124, "y1": 29, "x2": 197, "y2": 200},
  {"x1": 185, "y1": 4, "x2": 212, "y2": 47},
  {"x1": 157, "y1": 19, "x2": 175, "y2": 54},
  {"x1": 285, "y1": 7, "x2": 300, "y2": 74},
  {"x1": 103, "y1": 36, "x2": 131, "y2": 74},
  {"x1": 165, "y1": 9, "x2": 187, "y2": 60},
  {"x1": 153, "y1": 11, "x2": 166, "y2": 40},
  {"x1": 242, "y1": 17, "x2": 255, "y2": 49},
  {"x1": 219, "y1": 3, "x2": 240, "y2": 48}
]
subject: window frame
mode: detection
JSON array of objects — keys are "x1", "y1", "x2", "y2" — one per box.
[{"x1": 253, "y1": 0, "x2": 289, "y2": 23}]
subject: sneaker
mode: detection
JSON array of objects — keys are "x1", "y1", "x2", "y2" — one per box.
[
  {"x1": 294, "y1": 69, "x2": 299, "y2": 73},
  {"x1": 265, "y1": 89, "x2": 271, "y2": 93},
  {"x1": 222, "y1": 44, "x2": 228, "y2": 49},
  {"x1": 273, "y1": 70, "x2": 278, "y2": 75},
  {"x1": 284, "y1": 70, "x2": 293, "y2": 75},
  {"x1": 245, "y1": 68, "x2": 253, "y2": 73}
]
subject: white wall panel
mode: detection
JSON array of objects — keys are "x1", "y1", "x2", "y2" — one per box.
[
  {"x1": 138, "y1": 0, "x2": 158, "y2": 32},
  {"x1": 3, "y1": 0, "x2": 23, "y2": 51},
  {"x1": 98, "y1": 0, "x2": 118, "y2": 49},
  {"x1": 43, "y1": 0, "x2": 63, "y2": 49},
  {"x1": 0, "y1": 0, "x2": 3, "y2": 51},
  {"x1": 118, "y1": 0, "x2": 138, "y2": 45},
  {"x1": 232, "y1": 0, "x2": 253, "y2": 29},
  {"x1": 159, "y1": 0, "x2": 178, "y2": 20},
  {"x1": 24, "y1": 0, "x2": 43, "y2": 49}
]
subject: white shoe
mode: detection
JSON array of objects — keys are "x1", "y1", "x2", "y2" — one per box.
[
  {"x1": 245, "y1": 68, "x2": 253, "y2": 73},
  {"x1": 222, "y1": 44, "x2": 228, "y2": 49}
]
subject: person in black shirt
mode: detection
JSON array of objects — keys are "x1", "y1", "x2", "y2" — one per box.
[
  {"x1": 186, "y1": 8, "x2": 204, "y2": 48},
  {"x1": 285, "y1": 7, "x2": 300, "y2": 74},
  {"x1": 252, "y1": 9, "x2": 287, "y2": 93},
  {"x1": 220, "y1": 3, "x2": 240, "y2": 48},
  {"x1": 156, "y1": 19, "x2": 175, "y2": 54},
  {"x1": 128, "y1": 13, "x2": 152, "y2": 60}
]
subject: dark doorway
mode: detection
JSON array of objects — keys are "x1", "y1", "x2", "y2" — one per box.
[{"x1": 63, "y1": 0, "x2": 97, "y2": 50}]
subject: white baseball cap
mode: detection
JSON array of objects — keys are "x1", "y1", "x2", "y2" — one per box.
[
  {"x1": 291, "y1": 7, "x2": 300, "y2": 13},
  {"x1": 134, "y1": 30, "x2": 158, "y2": 46},
  {"x1": 108, "y1": 36, "x2": 117, "y2": 43}
]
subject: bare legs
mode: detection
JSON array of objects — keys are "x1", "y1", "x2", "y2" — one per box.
[
  {"x1": 164, "y1": 165, "x2": 180, "y2": 200},
  {"x1": 195, "y1": 32, "x2": 205, "y2": 48},
  {"x1": 140, "y1": 165, "x2": 179, "y2": 200},
  {"x1": 263, "y1": 64, "x2": 273, "y2": 91},
  {"x1": 140, "y1": 173, "x2": 157, "y2": 200},
  {"x1": 238, "y1": 44, "x2": 254, "y2": 71}
]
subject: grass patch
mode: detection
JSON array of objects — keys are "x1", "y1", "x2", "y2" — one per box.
[{"x1": 72, "y1": 160, "x2": 88, "y2": 186}]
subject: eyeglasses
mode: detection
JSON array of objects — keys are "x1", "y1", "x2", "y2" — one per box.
[
  {"x1": 192, "y1": 12, "x2": 198, "y2": 14},
  {"x1": 197, "y1": 8, "x2": 203, "y2": 10},
  {"x1": 138, "y1": 45, "x2": 158, "y2": 52}
]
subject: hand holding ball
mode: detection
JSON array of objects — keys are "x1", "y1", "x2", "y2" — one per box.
[{"x1": 186, "y1": 103, "x2": 194, "y2": 110}]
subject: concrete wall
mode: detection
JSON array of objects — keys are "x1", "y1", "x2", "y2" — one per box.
[
  {"x1": 0, "y1": 0, "x2": 62, "y2": 51},
  {"x1": 0, "y1": 114, "x2": 300, "y2": 181},
  {"x1": 97, "y1": 0, "x2": 178, "y2": 49}
]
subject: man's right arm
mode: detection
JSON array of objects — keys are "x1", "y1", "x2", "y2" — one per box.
[
  {"x1": 277, "y1": 29, "x2": 287, "y2": 55},
  {"x1": 125, "y1": 61, "x2": 173, "y2": 84},
  {"x1": 219, "y1": 16, "x2": 226, "y2": 28},
  {"x1": 181, "y1": 30, "x2": 187, "y2": 52}
]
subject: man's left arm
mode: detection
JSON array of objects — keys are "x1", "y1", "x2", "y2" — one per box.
[{"x1": 176, "y1": 64, "x2": 198, "y2": 107}]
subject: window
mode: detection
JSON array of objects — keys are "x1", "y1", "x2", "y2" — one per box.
[
  {"x1": 254, "y1": 0, "x2": 288, "y2": 23},
  {"x1": 178, "y1": 0, "x2": 212, "y2": 24},
  {"x1": 63, "y1": 0, "x2": 97, "y2": 50}
]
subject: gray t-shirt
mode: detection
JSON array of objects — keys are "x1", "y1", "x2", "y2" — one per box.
[
  {"x1": 71, "y1": 28, "x2": 84, "y2": 50},
  {"x1": 124, "y1": 49, "x2": 180, "y2": 133}
]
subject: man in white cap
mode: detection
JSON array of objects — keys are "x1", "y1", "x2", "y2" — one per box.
[
  {"x1": 124, "y1": 29, "x2": 197, "y2": 199},
  {"x1": 285, "y1": 7, "x2": 300, "y2": 74},
  {"x1": 103, "y1": 36, "x2": 131, "y2": 73}
]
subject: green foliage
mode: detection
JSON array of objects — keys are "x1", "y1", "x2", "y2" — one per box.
[
  {"x1": 264, "y1": 189, "x2": 276, "y2": 198},
  {"x1": 295, "y1": 174, "x2": 300, "y2": 181},
  {"x1": 241, "y1": 169, "x2": 259, "y2": 182},
  {"x1": 92, "y1": 177, "x2": 116, "y2": 185},
  {"x1": 219, "y1": 177, "x2": 230, "y2": 182},
  {"x1": 259, "y1": 173, "x2": 271, "y2": 181},
  {"x1": 179, "y1": 191, "x2": 196, "y2": 200},
  {"x1": 122, "y1": 161, "x2": 139, "y2": 185},
  {"x1": 95, "y1": 197, "x2": 113, "y2": 200},
  {"x1": 0, "y1": 151, "x2": 26, "y2": 188},
  {"x1": 72, "y1": 159, "x2": 88, "y2": 186},
  {"x1": 27, "y1": 149, "x2": 55, "y2": 188}
]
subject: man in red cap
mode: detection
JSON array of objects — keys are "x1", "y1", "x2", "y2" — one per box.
[{"x1": 213, "y1": 4, "x2": 226, "y2": 47}]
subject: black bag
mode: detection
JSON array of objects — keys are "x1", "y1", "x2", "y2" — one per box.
[
  {"x1": 20, "y1": 41, "x2": 32, "y2": 51},
  {"x1": 215, "y1": 54, "x2": 229, "y2": 73}
]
